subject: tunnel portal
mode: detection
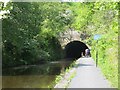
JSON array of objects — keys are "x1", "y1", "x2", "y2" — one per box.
[{"x1": 65, "y1": 41, "x2": 89, "y2": 59}]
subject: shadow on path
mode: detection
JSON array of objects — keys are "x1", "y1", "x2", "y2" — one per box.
[{"x1": 75, "y1": 63, "x2": 93, "y2": 68}]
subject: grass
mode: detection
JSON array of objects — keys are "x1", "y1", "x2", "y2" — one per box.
[
  {"x1": 91, "y1": 46, "x2": 118, "y2": 88},
  {"x1": 54, "y1": 60, "x2": 77, "y2": 88}
]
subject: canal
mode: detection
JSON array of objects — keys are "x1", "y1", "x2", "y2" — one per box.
[{"x1": 2, "y1": 60, "x2": 73, "y2": 88}]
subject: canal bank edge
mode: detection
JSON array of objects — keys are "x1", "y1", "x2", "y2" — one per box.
[{"x1": 54, "y1": 59, "x2": 79, "y2": 88}]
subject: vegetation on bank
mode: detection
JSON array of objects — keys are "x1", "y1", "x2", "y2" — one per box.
[
  {"x1": 54, "y1": 60, "x2": 77, "y2": 88},
  {"x1": 1, "y1": 2, "x2": 118, "y2": 87},
  {"x1": 91, "y1": 33, "x2": 118, "y2": 87},
  {"x1": 89, "y1": 3, "x2": 118, "y2": 87},
  {"x1": 2, "y1": 2, "x2": 70, "y2": 67}
]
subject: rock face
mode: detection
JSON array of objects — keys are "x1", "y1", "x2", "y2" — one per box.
[{"x1": 65, "y1": 41, "x2": 88, "y2": 59}]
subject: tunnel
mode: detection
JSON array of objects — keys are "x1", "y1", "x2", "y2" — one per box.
[{"x1": 65, "y1": 41, "x2": 89, "y2": 59}]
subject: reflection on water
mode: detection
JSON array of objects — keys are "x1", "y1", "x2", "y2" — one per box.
[
  {"x1": 2, "y1": 75, "x2": 56, "y2": 88},
  {"x1": 0, "y1": 76, "x2": 2, "y2": 89},
  {"x1": 2, "y1": 60, "x2": 73, "y2": 88}
]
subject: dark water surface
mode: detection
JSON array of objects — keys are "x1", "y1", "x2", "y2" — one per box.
[{"x1": 2, "y1": 60, "x2": 73, "y2": 88}]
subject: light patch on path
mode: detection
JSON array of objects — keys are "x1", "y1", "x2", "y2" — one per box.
[{"x1": 67, "y1": 57, "x2": 112, "y2": 88}]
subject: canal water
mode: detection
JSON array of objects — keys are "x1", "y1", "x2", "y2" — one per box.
[{"x1": 2, "y1": 60, "x2": 73, "y2": 88}]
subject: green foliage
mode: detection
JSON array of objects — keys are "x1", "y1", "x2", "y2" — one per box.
[
  {"x1": 87, "y1": 2, "x2": 118, "y2": 87},
  {"x1": 2, "y1": 2, "x2": 71, "y2": 67},
  {"x1": 54, "y1": 60, "x2": 76, "y2": 88},
  {"x1": 68, "y1": 3, "x2": 94, "y2": 30}
]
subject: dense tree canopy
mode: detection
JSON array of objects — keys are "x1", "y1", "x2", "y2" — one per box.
[{"x1": 2, "y1": 2, "x2": 72, "y2": 66}]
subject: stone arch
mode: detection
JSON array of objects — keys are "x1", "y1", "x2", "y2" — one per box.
[{"x1": 64, "y1": 40, "x2": 89, "y2": 59}]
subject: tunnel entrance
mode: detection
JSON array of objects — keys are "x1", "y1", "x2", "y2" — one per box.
[{"x1": 65, "y1": 41, "x2": 89, "y2": 59}]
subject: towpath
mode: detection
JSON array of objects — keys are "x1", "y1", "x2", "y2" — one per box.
[{"x1": 67, "y1": 57, "x2": 112, "y2": 88}]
